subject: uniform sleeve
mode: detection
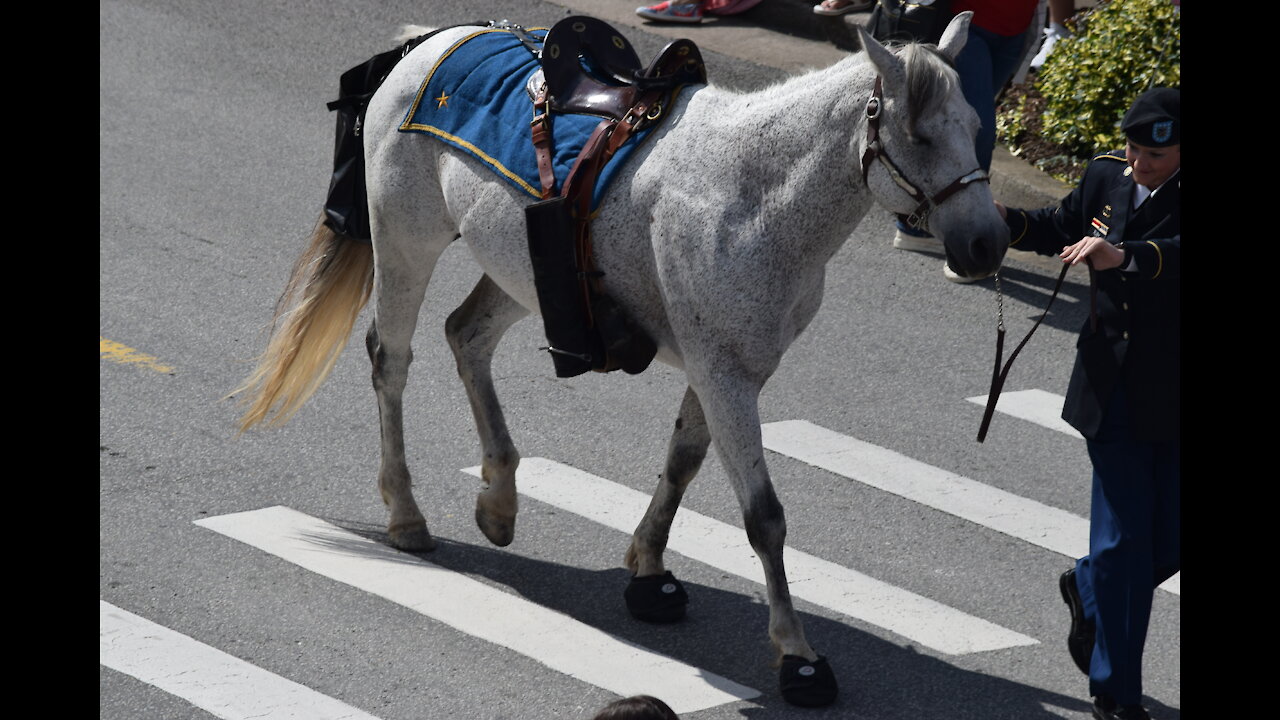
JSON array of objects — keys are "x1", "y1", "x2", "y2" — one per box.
[
  {"x1": 1121, "y1": 233, "x2": 1179, "y2": 281},
  {"x1": 1004, "y1": 177, "x2": 1088, "y2": 257}
]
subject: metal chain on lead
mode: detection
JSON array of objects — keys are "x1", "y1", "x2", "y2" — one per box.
[{"x1": 994, "y1": 271, "x2": 1005, "y2": 332}]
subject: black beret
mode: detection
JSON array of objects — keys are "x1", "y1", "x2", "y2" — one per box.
[{"x1": 1122, "y1": 87, "x2": 1180, "y2": 147}]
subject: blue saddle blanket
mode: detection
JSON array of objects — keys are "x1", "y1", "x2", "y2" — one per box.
[{"x1": 398, "y1": 27, "x2": 696, "y2": 209}]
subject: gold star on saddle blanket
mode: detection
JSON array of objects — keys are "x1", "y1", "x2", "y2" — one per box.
[{"x1": 399, "y1": 27, "x2": 699, "y2": 209}]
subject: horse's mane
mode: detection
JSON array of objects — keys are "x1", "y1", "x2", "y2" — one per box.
[{"x1": 898, "y1": 43, "x2": 959, "y2": 139}]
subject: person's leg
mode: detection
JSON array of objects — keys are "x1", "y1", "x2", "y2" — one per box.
[
  {"x1": 1151, "y1": 441, "x2": 1180, "y2": 586},
  {"x1": 1074, "y1": 386, "x2": 1157, "y2": 707},
  {"x1": 1049, "y1": 0, "x2": 1074, "y2": 24},
  {"x1": 953, "y1": 26, "x2": 996, "y2": 172},
  {"x1": 954, "y1": 25, "x2": 1026, "y2": 173}
]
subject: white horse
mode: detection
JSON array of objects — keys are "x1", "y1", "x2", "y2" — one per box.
[{"x1": 234, "y1": 13, "x2": 1007, "y2": 707}]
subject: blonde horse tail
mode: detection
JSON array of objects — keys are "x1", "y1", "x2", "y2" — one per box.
[{"x1": 231, "y1": 218, "x2": 374, "y2": 431}]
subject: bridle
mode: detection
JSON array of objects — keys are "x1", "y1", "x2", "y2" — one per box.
[
  {"x1": 855, "y1": 77, "x2": 1093, "y2": 444},
  {"x1": 859, "y1": 76, "x2": 990, "y2": 233}
]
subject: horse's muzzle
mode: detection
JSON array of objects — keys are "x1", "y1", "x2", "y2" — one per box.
[{"x1": 943, "y1": 225, "x2": 1008, "y2": 279}]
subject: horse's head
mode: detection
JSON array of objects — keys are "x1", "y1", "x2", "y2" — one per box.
[{"x1": 855, "y1": 13, "x2": 1009, "y2": 280}]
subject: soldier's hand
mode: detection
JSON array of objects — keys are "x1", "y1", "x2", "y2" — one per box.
[{"x1": 1060, "y1": 236, "x2": 1124, "y2": 270}]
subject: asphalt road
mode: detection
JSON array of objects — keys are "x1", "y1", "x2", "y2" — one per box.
[{"x1": 100, "y1": 2, "x2": 1179, "y2": 718}]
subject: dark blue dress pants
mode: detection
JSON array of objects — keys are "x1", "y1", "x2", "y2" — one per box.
[{"x1": 1074, "y1": 384, "x2": 1180, "y2": 705}]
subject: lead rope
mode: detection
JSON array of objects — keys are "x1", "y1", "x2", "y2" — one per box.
[{"x1": 976, "y1": 261, "x2": 1079, "y2": 442}]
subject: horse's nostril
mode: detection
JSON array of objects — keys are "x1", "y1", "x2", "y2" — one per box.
[{"x1": 969, "y1": 237, "x2": 990, "y2": 266}]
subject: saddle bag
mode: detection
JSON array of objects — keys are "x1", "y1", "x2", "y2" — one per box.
[
  {"x1": 321, "y1": 25, "x2": 472, "y2": 240},
  {"x1": 525, "y1": 195, "x2": 658, "y2": 379},
  {"x1": 525, "y1": 197, "x2": 600, "y2": 377}
]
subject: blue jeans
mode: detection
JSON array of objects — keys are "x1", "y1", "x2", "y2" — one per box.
[
  {"x1": 896, "y1": 23, "x2": 1030, "y2": 238},
  {"x1": 954, "y1": 24, "x2": 1030, "y2": 173}
]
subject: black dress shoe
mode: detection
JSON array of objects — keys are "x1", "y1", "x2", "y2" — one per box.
[
  {"x1": 1092, "y1": 694, "x2": 1151, "y2": 720},
  {"x1": 1059, "y1": 568, "x2": 1095, "y2": 676}
]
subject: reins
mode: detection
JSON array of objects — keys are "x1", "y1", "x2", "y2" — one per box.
[{"x1": 975, "y1": 260, "x2": 1097, "y2": 442}]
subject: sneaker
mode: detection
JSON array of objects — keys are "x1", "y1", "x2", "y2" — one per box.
[
  {"x1": 1031, "y1": 23, "x2": 1072, "y2": 69},
  {"x1": 892, "y1": 214, "x2": 943, "y2": 253},
  {"x1": 943, "y1": 262, "x2": 993, "y2": 284},
  {"x1": 635, "y1": 1, "x2": 705, "y2": 23},
  {"x1": 893, "y1": 228, "x2": 945, "y2": 253}
]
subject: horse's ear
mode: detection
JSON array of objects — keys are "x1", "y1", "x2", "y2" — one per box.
[
  {"x1": 855, "y1": 25, "x2": 906, "y2": 91},
  {"x1": 936, "y1": 11, "x2": 973, "y2": 61}
]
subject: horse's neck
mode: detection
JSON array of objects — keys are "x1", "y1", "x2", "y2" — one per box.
[{"x1": 694, "y1": 57, "x2": 876, "y2": 261}]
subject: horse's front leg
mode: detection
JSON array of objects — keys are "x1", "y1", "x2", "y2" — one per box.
[
  {"x1": 623, "y1": 385, "x2": 710, "y2": 622},
  {"x1": 694, "y1": 373, "x2": 838, "y2": 707},
  {"x1": 445, "y1": 274, "x2": 530, "y2": 547}
]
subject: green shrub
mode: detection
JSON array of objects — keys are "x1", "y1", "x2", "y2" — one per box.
[{"x1": 997, "y1": 0, "x2": 1180, "y2": 183}]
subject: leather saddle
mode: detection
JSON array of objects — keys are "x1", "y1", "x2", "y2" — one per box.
[
  {"x1": 523, "y1": 16, "x2": 706, "y2": 378},
  {"x1": 542, "y1": 16, "x2": 705, "y2": 119}
]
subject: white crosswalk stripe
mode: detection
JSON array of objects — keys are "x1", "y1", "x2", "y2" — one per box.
[
  {"x1": 194, "y1": 506, "x2": 759, "y2": 715},
  {"x1": 99, "y1": 600, "x2": 383, "y2": 720},
  {"x1": 108, "y1": 397, "x2": 1177, "y2": 712},
  {"x1": 462, "y1": 458, "x2": 1038, "y2": 655},
  {"x1": 978, "y1": 389, "x2": 1180, "y2": 596},
  {"x1": 965, "y1": 389, "x2": 1082, "y2": 439},
  {"x1": 761, "y1": 418, "x2": 1179, "y2": 596}
]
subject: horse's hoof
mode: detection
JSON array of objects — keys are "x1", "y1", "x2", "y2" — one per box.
[
  {"x1": 624, "y1": 571, "x2": 688, "y2": 623},
  {"x1": 389, "y1": 524, "x2": 436, "y2": 552},
  {"x1": 475, "y1": 505, "x2": 515, "y2": 547},
  {"x1": 779, "y1": 655, "x2": 838, "y2": 707}
]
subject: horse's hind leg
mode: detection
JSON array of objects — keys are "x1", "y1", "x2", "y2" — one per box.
[
  {"x1": 445, "y1": 274, "x2": 530, "y2": 547},
  {"x1": 367, "y1": 230, "x2": 450, "y2": 552},
  {"x1": 622, "y1": 385, "x2": 710, "y2": 621}
]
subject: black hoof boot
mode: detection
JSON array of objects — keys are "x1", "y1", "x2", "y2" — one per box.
[
  {"x1": 779, "y1": 655, "x2": 838, "y2": 707},
  {"x1": 623, "y1": 571, "x2": 688, "y2": 623}
]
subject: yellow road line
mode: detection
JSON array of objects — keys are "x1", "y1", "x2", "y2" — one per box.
[{"x1": 100, "y1": 337, "x2": 174, "y2": 373}]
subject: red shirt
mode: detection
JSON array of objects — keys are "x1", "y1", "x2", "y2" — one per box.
[{"x1": 950, "y1": 0, "x2": 1040, "y2": 37}]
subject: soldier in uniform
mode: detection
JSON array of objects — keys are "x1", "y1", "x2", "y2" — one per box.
[{"x1": 995, "y1": 87, "x2": 1180, "y2": 720}]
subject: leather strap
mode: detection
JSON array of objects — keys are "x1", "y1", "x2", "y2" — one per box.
[
  {"x1": 559, "y1": 86, "x2": 666, "y2": 325},
  {"x1": 525, "y1": 17, "x2": 706, "y2": 371},
  {"x1": 531, "y1": 83, "x2": 557, "y2": 199},
  {"x1": 976, "y1": 261, "x2": 1100, "y2": 443},
  {"x1": 860, "y1": 76, "x2": 987, "y2": 233}
]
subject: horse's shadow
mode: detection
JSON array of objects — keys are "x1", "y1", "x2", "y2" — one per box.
[{"x1": 317, "y1": 519, "x2": 1176, "y2": 719}]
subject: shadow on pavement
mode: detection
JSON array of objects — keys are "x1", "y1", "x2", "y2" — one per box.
[{"x1": 320, "y1": 519, "x2": 1154, "y2": 719}]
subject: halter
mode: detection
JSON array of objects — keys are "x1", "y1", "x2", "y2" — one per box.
[{"x1": 859, "y1": 77, "x2": 989, "y2": 233}]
